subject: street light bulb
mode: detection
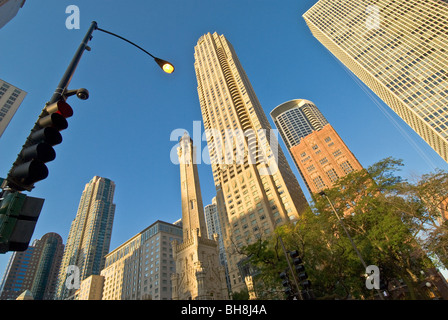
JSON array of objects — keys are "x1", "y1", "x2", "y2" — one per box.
[
  {"x1": 154, "y1": 57, "x2": 175, "y2": 74},
  {"x1": 162, "y1": 63, "x2": 175, "y2": 74}
]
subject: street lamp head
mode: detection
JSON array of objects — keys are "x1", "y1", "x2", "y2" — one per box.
[
  {"x1": 318, "y1": 191, "x2": 326, "y2": 197},
  {"x1": 154, "y1": 57, "x2": 175, "y2": 74}
]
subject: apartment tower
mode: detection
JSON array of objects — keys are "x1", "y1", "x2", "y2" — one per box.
[
  {"x1": 271, "y1": 99, "x2": 363, "y2": 195},
  {"x1": 303, "y1": 0, "x2": 448, "y2": 162},
  {"x1": 55, "y1": 176, "x2": 116, "y2": 300},
  {"x1": 171, "y1": 133, "x2": 228, "y2": 300},
  {"x1": 101, "y1": 220, "x2": 182, "y2": 300},
  {"x1": 194, "y1": 32, "x2": 309, "y2": 293}
]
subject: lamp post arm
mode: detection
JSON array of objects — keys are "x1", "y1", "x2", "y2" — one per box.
[{"x1": 95, "y1": 27, "x2": 157, "y2": 59}]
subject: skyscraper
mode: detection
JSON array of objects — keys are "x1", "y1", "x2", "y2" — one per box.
[
  {"x1": 303, "y1": 0, "x2": 448, "y2": 162},
  {"x1": 0, "y1": 232, "x2": 64, "y2": 300},
  {"x1": 0, "y1": 242, "x2": 36, "y2": 300},
  {"x1": 0, "y1": 79, "x2": 27, "y2": 138},
  {"x1": 271, "y1": 99, "x2": 363, "y2": 194},
  {"x1": 194, "y1": 32, "x2": 309, "y2": 293},
  {"x1": 30, "y1": 232, "x2": 64, "y2": 300},
  {"x1": 171, "y1": 133, "x2": 228, "y2": 300},
  {"x1": 55, "y1": 176, "x2": 116, "y2": 300}
]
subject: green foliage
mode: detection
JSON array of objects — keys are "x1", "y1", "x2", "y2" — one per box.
[
  {"x1": 231, "y1": 288, "x2": 250, "y2": 300},
  {"x1": 240, "y1": 157, "x2": 448, "y2": 300}
]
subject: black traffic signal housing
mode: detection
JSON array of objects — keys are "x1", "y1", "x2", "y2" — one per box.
[
  {"x1": 279, "y1": 271, "x2": 295, "y2": 300},
  {"x1": 0, "y1": 191, "x2": 44, "y2": 253},
  {"x1": 6, "y1": 99, "x2": 73, "y2": 191},
  {"x1": 290, "y1": 250, "x2": 314, "y2": 299}
]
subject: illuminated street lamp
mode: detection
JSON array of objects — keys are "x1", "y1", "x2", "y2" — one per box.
[{"x1": 0, "y1": 21, "x2": 174, "y2": 253}]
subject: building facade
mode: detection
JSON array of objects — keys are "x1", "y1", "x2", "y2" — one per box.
[
  {"x1": 30, "y1": 232, "x2": 64, "y2": 300},
  {"x1": 271, "y1": 99, "x2": 363, "y2": 194},
  {"x1": 204, "y1": 196, "x2": 230, "y2": 287},
  {"x1": 194, "y1": 32, "x2": 309, "y2": 293},
  {"x1": 0, "y1": 232, "x2": 64, "y2": 300},
  {"x1": 0, "y1": 79, "x2": 27, "y2": 138},
  {"x1": 0, "y1": 0, "x2": 26, "y2": 29},
  {"x1": 101, "y1": 220, "x2": 182, "y2": 300},
  {"x1": 55, "y1": 176, "x2": 116, "y2": 300},
  {"x1": 0, "y1": 244, "x2": 37, "y2": 300},
  {"x1": 303, "y1": 0, "x2": 448, "y2": 162},
  {"x1": 171, "y1": 134, "x2": 228, "y2": 300},
  {"x1": 75, "y1": 274, "x2": 104, "y2": 300}
]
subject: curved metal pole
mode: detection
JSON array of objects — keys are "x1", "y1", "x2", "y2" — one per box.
[{"x1": 95, "y1": 27, "x2": 157, "y2": 59}]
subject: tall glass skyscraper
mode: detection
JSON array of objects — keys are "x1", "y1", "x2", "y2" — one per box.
[
  {"x1": 31, "y1": 233, "x2": 64, "y2": 300},
  {"x1": 55, "y1": 176, "x2": 116, "y2": 300},
  {"x1": 303, "y1": 0, "x2": 448, "y2": 162},
  {"x1": 0, "y1": 232, "x2": 63, "y2": 300},
  {"x1": 194, "y1": 32, "x2": 309, "y2": 293},
  {"x1": 271, "y1": 99, "x2": 329, "y2": 150}
]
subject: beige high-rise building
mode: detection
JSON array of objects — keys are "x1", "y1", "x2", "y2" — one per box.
[
  {"x1": 101, "y1": 220, "x2": 182, "y2": 300},
  {"x1": 76, "y1": 275, "x2": 104, "y2": 300},
  {"x1": 194, "y1": 32, "x2": 309, "y2": 294},
  {"x1": 171, "y1": 133, "x2": 228, "y2": 300},
  {"x1": 303, "y1": 0, "x2": 448, "y2": 162}
]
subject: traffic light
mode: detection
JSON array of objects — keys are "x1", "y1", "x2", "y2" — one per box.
[
  {"x1": 6, "y1": 99, "x2": 73, "y2": 191},
  {"x1": 279, "y1": 271, "x2": 295, "y2": 300},
  {"x1": 290, "y1": 250, "x2": 313, "y2": 299},
  {"x1": 0, "y1": 191, "x2": 44, "y2": 253}
]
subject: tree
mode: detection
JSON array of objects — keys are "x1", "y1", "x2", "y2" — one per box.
[{"x1": 240, "y1": 157, "x2": 447, "y2": 299}]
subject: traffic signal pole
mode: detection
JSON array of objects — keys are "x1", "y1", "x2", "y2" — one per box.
[
  {"x1": 2, "y1": 21, "x2": 97, "y2": 193},
  {"x1": 0, "y1": 22, "x2": 98, "y2": 253},
  {"x1": 279, "y1": 236, "x2": 303, "y2": 300},
  {"x1": 1, "y1": 21, "x2": 174, "y2": 253},
  {"x1": 49, "y1": 21, "x2": 98, "y2": 105}
]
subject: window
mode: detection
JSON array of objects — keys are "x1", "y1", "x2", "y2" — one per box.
[
  {"x1": 313, "y1": 176, "x2": 326, "y2": 190},
  {"x1": 340, "y1": 160, "x2": 354, "y2": 174},
  {"x1": 333, "y1": 149, "x2": 342, "y2": 157},
  {"x1": 326, "y1": 168, "x2": 339, "y2": 183}
]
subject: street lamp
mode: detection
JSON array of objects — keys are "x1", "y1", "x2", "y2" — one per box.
[
  {"x1": 0, "y1": 21, "x2": 174, "y2": 253},
  {"x1": 3, "y1": 20, "x2": 175, "y2": 192},
  {"x1": 318, "y1": 190, "x2": 385, "y2": 300},
  {"x1": 47, "y1": 21, "x2": 174, "y2": 105},
  {"x1": 95, "y1": 26, "x2": 175, "y2": 74}
]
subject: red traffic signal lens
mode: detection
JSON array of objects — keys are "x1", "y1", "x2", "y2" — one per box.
[{"x1": 45, "y1": 100, "x2": 73, "y2": 118}]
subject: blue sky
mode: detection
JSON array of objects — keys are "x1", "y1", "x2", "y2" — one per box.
[{"x1": 1, "y1": 0, "x2": 447, "y2": 278}]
